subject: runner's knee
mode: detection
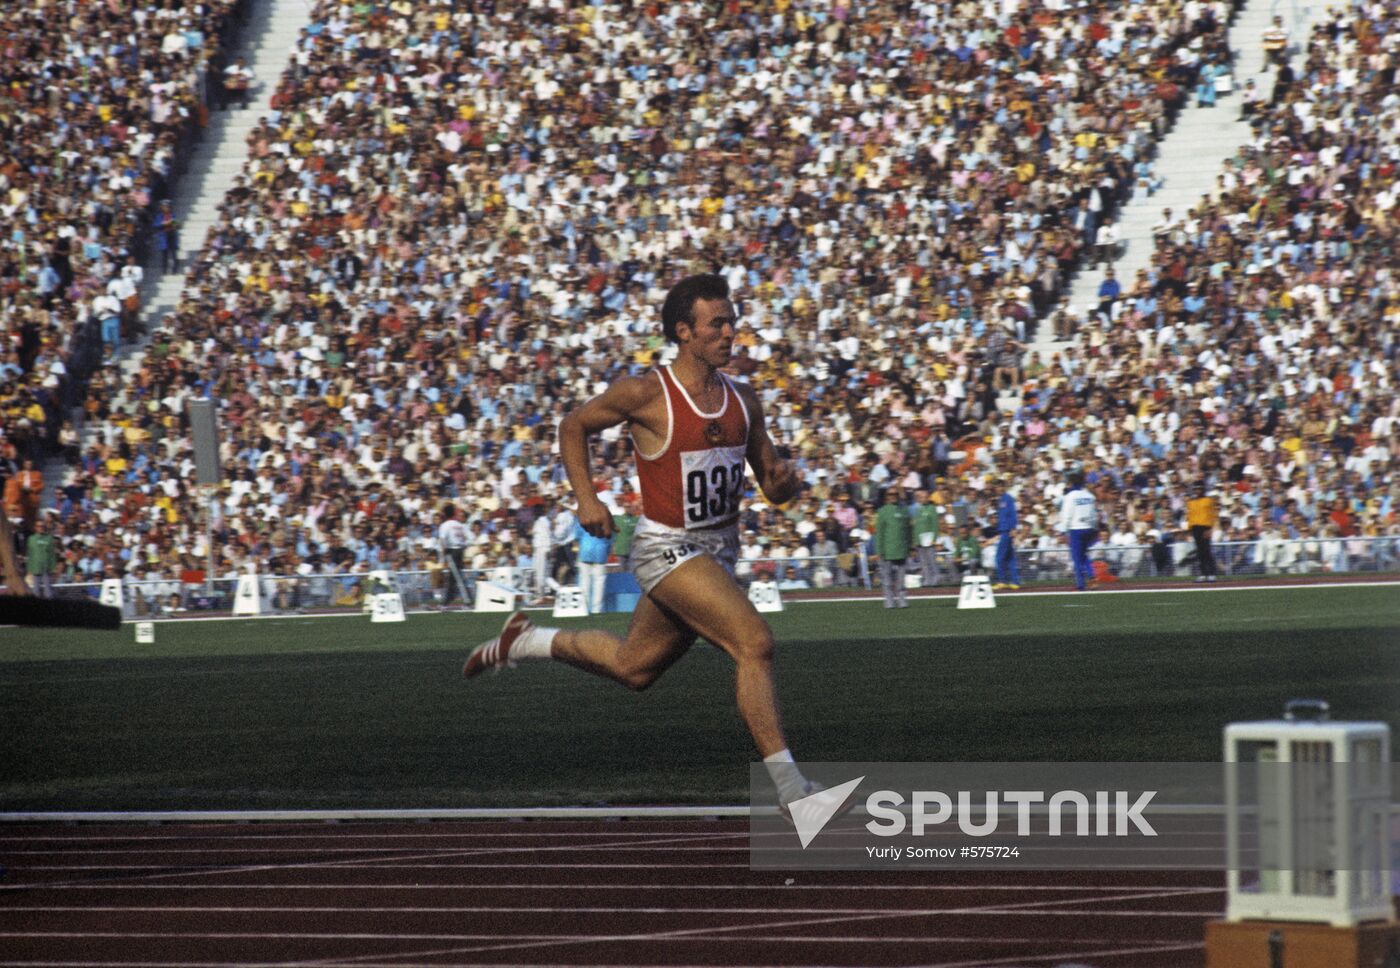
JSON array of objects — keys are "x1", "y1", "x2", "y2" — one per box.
[
  {"x1": 729, "y1": 625, "x2": 774, "y2": 667},
  {"x1": 619, "y1": 665, "x2": 661, "y2": 692},
  {"x1": 613, "y1": 649, "x2": 665, "y2": 692}
]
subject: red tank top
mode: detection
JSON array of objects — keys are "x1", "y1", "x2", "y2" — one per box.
[{"x1": 633, "y1": 366, "x2": 751, "y2": 530}]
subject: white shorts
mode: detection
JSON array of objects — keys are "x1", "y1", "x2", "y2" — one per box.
[{"x1": 629, "y1": 517, "x2": 740, "y2": 595}]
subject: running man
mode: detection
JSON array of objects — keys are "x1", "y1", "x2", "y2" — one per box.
[{"x1": 463, "y1": 274, "x2": 820, "y2": 811}]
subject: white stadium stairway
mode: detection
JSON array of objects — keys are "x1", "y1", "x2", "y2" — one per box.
[
  {"x1": 42, "y1": 0, "x2": 313, "y2": 506},
  {"x1": 1032, "y1": 0, "x2": 1324, "y2": 361},
  {"x1": 136, "y1": 0, "x2": 315, "y2": 357}
]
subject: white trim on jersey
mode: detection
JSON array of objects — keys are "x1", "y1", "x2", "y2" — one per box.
[
  {"x1": 666, "y1": 363, "x2": 730, "y2": 419},
  {"x1": 630, "y1": 369, "x2": 673, "y2": 462}
]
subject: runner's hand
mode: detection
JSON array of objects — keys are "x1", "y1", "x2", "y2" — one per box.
[
  {"x1": 763, "y1": 460, "x2": 801, "y2": 505},
  {"x1": 577, "y1": 495, "x2": 615, "y2": 540}
]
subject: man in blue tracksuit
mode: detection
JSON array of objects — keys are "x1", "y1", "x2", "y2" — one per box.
[
  {"x1": 994, "y1": 478, "x2": 1020, "y2": 590},
  {"x1": 1058, "y1": 471, "x2": 1099, "y2": 591}
]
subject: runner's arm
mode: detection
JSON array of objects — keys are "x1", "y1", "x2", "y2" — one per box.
[
  {"x1": 558, "y1": 376, "x2": 655, "y2": 539},
  {"x1": 736, "y1": 383, "x2": 800, "y2": 506}
]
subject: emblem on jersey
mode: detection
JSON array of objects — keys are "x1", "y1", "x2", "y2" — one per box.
[{"x1": 704, "y1": 420, "x2": 723, "y2": 444}]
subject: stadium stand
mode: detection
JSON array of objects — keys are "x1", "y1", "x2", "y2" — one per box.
[
  {"x1": 0, "y1": 1, "x2": 252, "y2": 467},
  {"x1": 1039, "y1": 0, "x2": 1400, "y2": 577},
  {"x1": 7, "y1": 0, "x2": 1395, "y2": 604}
]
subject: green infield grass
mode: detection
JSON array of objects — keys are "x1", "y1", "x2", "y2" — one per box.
[{"x1": 1, "y1": 585, "x2": 1396, "y2": 810}]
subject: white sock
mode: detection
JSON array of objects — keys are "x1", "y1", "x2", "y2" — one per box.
[
  {"x1": 512, "y1": 625, "x2": 558, "y2": 661},
  {"x1": 763, "y1": 748, "x2": 810, "y2": 802}
]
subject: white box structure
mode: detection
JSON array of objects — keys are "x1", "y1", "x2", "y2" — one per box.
[
  {"x1": 232, "y1": 573, "x2": 262, "y2": 616},
  {"x1": 474, "y1": 582, "x2": 516, "y2": 613},
  {"x1": 1224, "y1": 709, "x2": 1391, "y2": 927},
  {"x1": 99, "y1": 578, "x2": 125, "y2": 612},
  {"x1": 747, "y1": 581, "x2": 783, "y2": 613},
  {"x1": 956, "y1": 574, "x2": 995, "y2": 609},
  {"x1": 367, "y1": 570, "x2": 406, "y2": 623},
  {"x1": 553, "y1": 585, "x2": 588, "y2": 618}
]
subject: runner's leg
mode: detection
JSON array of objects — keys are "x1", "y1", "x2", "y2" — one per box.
[
  {"x1": 515, "y1": 550, "x2": 811, "y2": 801},
  {"x1": 550, "y1": 592, "x2": 696, "y2": 690},
  {"x1": 646, "y1": 554, "x2": 787, "y2": 757}
]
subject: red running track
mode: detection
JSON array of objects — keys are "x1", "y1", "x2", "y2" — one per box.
[{"x1": 0, "y1": 821, "x2": 1222, "y2": 967}]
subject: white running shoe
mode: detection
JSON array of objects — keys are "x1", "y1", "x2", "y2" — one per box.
[
  {"x1": 779, "y1": 780, "x2": 824, "y2": 824},
  {"x1": 777, "y1": 779, "x2": 861, "y2": 825},
  {"x1": 463, "y1": 611, "x2": 532, "y2": 679}
]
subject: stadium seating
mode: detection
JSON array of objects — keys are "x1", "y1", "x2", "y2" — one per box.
[
  {"x1": 1035, "y1": 2, "x2": 1400, "y2": 562},
  {"x1": 0, "y1": 0, "x2": 244, "y2": 478},
  {"x1": 12, "y1": 0, "x2": 1397, "y2": 592}
]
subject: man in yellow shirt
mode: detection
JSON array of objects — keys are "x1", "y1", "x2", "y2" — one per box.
[{"x1": 1186, "y1": 481, "x2": 1219, "y2": 583}]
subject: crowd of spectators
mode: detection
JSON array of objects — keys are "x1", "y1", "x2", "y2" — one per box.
[
  {"x1": 1028, "y1": 0, "x2": 1400, "y2": 575},
  {"x1": 0, "y1": 1, "x2": 244, "y2": 501},
  {"x1": 10, "y1": 0, "x2": 1395, "y2": 604}
]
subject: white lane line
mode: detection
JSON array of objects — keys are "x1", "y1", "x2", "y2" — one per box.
[
  {"x1": 0, "y1": 963, "x2": 865, "y2": 968},
  {"x1": 5, "y1": 845, "x2": 753, "y2": 856},
  {"x1": 0, "y1": 905, "x2": 1223, "y2": 918},
  {"x1": 919, "y1": 941, "x2": 1204, "y2": 967},
  {"x1": 2, "y1": 882, "x2": 1224, "y2": 894},
  {"x1": 0, "y1": 831, "x2": 751, "y2": 843},
  {"x1": 0, "y1": 911, "x2": 1200, "y2": 968},
  {"x1": 0, "y1": 929, "x2": 1212, "y2": 943},
  {"x1": 13, "y1": 863, "x2": 752, "y2": 872},
  {"x1": 284, "y1": 888, "x2": 1213, "y2": 967},
  {"x1": 0, "y1": 831, "x2": 748, "y2": 890}
]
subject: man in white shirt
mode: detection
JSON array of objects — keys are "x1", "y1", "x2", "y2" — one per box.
[
  {"x1": 531, "y1": 507, "x2": 553, "y2": 602},
  {"x1": 1058, "y1": 471, "x2": 1099, "y2": 590},
  {"x1": 223, "y1": 57, "x2": 253, "y2": 109},
  {"x1": 437, "y1": 504, "x2": 469, "y2": 607},
  {"x1": 107, "y1": 272, "x2": 137, "y2": 343},
  {"x1": 93, "y1": 291, "x2": 123, "y2": 349},
  {"x1": 1108, "y1": 522, "x2": 1142, "y2": 575},
  {"x1": 1094, "y1": 222, "x2": 1120, "y2": 268},
  {"x1": 736, "y1": 530, "x2": 763, "y2": 581},
  {"x1": 1261, "y1": 16, "x2": 1289, "y2": 70},
  {"x1": 120, "y1": 255, "x2": 144, "y2": 291}
]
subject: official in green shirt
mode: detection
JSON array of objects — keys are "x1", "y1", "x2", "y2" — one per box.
[
  {"x1": 25, "y1": 519, "x2": 58, "y2": 599},
  {"x1": 611, "y1": 508, "x2": 638, "y2": 569},
  {"x1": 874, "y1": 487, "x2": 912, "y2": 608},
  {"x1": 954, "y1": 525, "x2": 983, "y2": 577},
  {"x1": 912, "y1": 489, "x2": 943, "y2": 586}
]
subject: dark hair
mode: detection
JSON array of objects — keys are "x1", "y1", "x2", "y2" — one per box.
[
  {"x1": 660, "y1": 274, "x2": 730, "y2": 342},
  {"x1": 1068, "y1": 471, "x2": 1086, "y2": 489}
]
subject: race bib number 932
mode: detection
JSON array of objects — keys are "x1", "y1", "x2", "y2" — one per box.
[{"x1": 681, "y1": 446, "x2": 746, "y2": 528}]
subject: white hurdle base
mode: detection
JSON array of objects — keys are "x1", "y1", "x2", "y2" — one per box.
[
  {"x1": 99, "y1": 578, "x2": 125, "y2": 610},
  {"x1": 232, "y1": 574, "x2": 262, "y2": 616},
  {"x1": 475, "y1": 581, "x2": 517, "y2": 613},
  {"x1": 748, "y1": 580, "x2": 784, "y2": 613},
  {"x1": 957, "y1": 574, "x2": 996, "y2": 609},
  {"x1": 553, "y1": 585, "x2": 588, "y2": 618},
  {"x1": 370, "y1": 593, "x2": 406, "y2": 623}
]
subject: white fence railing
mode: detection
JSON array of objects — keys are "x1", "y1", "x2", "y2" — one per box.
[{"x1": 47, "y1": 536, "x2": 1400, "y2": 618}]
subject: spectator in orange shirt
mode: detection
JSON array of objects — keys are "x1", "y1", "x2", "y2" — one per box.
[
  {"x1": 3, "y1": 458, "x2": 43, "y2": 533},
  {"x1": 1328, "y1": 498, "x2": 1355, "y2": 538},
  {"x1": 1186, "y1": 481, "x2": 1220, "y2": 583}
]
